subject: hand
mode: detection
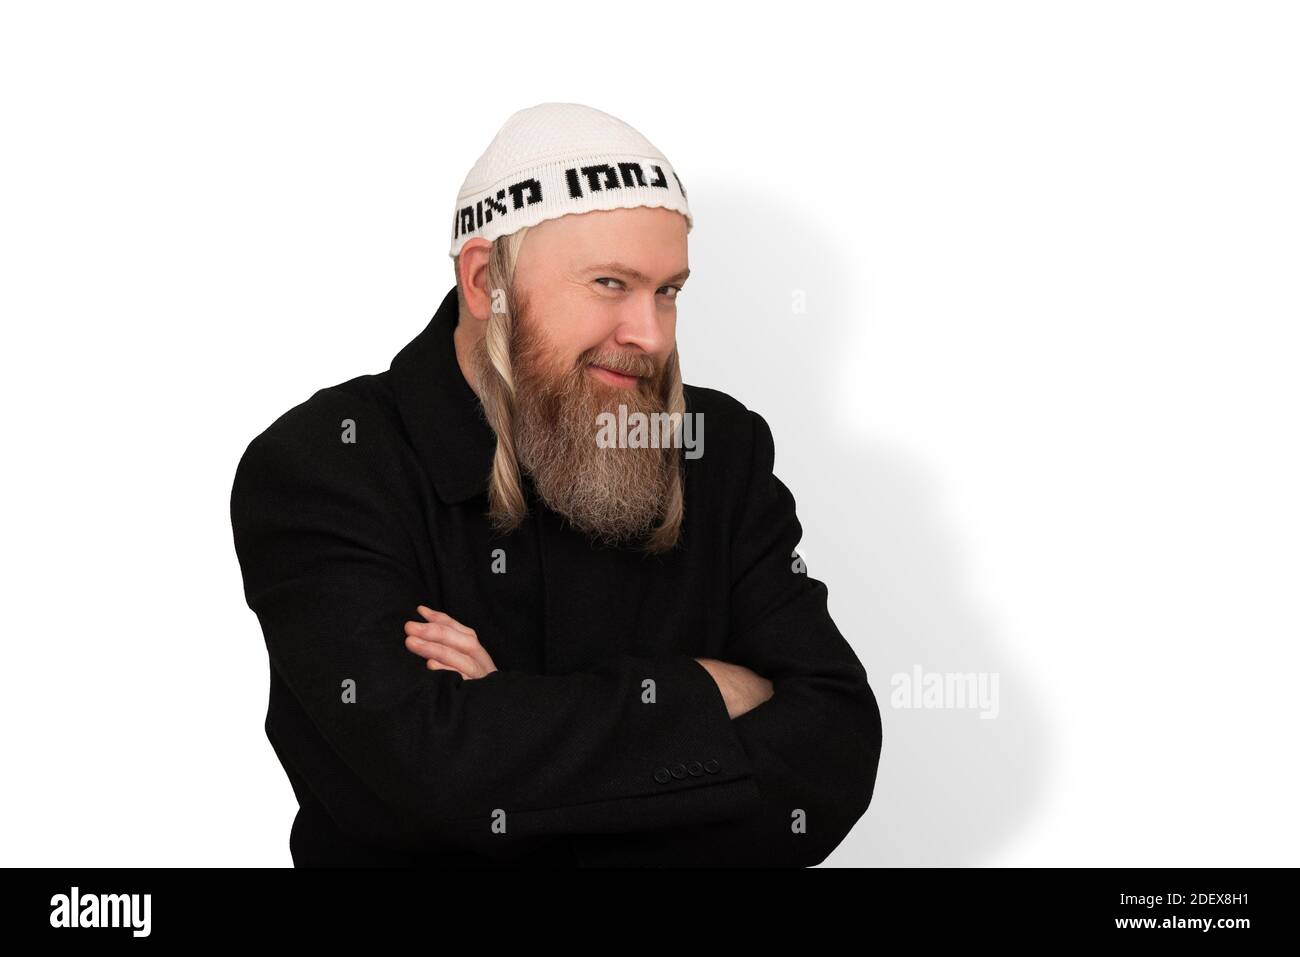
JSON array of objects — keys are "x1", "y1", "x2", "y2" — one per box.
[
  {"x1": 404, "y1": 606, "x2": 498, "y2": 679},
  {"x1": 692, "y1": 657, "x2": 774, "y2": 719}
]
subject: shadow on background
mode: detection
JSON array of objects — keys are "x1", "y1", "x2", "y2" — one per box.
[{"x1": 677, "y1": 187, "x2": 1053, "y2": 865}]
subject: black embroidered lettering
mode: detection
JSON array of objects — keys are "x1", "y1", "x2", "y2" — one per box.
[
  {"x1": 484, "y1": 189, "x2": 508, "y2": 220},
  {"x1": 564, "y1": 167, "x2": 581, "y2": 199},
  {"x1": 617, "y1": 162, "x2": 648, "y2": 187},
  {"x1": 507, "y1": 178, "x2": 543, "y2": 209},
  {"x1": 578, "y1": 164, "x2": 621, "y2": 192}
]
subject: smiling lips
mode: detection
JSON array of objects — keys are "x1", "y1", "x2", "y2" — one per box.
[{"x1": 587, "y1": 364, "x2": 642, "y2": 388}]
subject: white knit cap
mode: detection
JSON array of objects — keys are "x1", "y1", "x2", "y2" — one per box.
[{"x1": 449, "y1": 102, "x2": 692, "y2": 259}]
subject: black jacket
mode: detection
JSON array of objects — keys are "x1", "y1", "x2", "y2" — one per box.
[{"x1": 229, "y1": 285, "x2": 883, "y2": 867}]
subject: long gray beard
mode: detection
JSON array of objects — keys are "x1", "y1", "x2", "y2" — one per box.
[
  {"x1": 516, "y1": 402, "x2": 673, "y2": 545},
  {"x1": 508, "y1": 321, "x2": 674, "y2": 546}
]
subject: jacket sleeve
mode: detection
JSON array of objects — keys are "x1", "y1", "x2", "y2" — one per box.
[
  {"x1": 570, "y1": 409, "x2": 883, "y2": 867},
  {"x1": 230, "y1": 420, "x2": 761, "y2": 859}
]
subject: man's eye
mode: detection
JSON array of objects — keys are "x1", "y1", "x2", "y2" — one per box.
[{"x1": 594, "y1": 278, "x2": 681, "y2": 299}]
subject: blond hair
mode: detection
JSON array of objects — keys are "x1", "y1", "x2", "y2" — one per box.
[{"x1": 454, "y1": 230, "x2": 685, "y2": 553}]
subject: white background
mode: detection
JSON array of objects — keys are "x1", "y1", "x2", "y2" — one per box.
[{"x1": 2, "y1": 1, "x2": 1296, "y2": 867}]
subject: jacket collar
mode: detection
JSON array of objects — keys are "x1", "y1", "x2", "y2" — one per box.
[{"x1": 390, "y1": 285, "x2": 497, "y2": 505}]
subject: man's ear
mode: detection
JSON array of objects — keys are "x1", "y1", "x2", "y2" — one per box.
[{"x1": 455, "y1": 239, "x2": 495, "y2": 324}]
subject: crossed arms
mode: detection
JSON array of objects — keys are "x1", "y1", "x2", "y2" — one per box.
[
  {"x1": 230, "y1": 398, "x2": 881, "y2": 866},
  {"x1": 404, "y1": 605, "x2": 775, "y2": 720}
]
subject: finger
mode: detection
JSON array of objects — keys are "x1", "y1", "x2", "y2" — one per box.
[
  {"x1": 404, "y1": 621, "x2": 492, "y2": 675},
  {"x1": 418, "y1": 606, "x2": 477, "y2": 639},
  {"x1": 404, "y1": 620, "x2": 480, "y2": 655},
  {"x1": 405, "y1": 634, "x2": 482, "y2": 678},
  {"x1": 404, "y1": 633, "x2": 444, "y2": 660},
  {"x1": 417, "y1": 606, "x2": 476, "y2": 638},
  {"x1": 405, "y1": 628, "x2": 493, "y2": 677},
  {"x1": 405, "y1": 631, "x2": 478, "y2": 676}
]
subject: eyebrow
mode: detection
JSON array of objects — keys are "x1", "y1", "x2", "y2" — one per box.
[{"x1": 585, "y1": 262, "x2": 691, "y2": 286}]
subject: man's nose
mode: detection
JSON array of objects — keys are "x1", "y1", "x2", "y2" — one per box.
[{"x1": 612, "y1": 294, "x2": 672, "y2": 355}]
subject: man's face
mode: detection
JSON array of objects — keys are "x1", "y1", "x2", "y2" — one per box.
[
  {"x1": 511, "y1": 205, "x2": 689, "y2": 392},
  {"x1": 479, "y1": 206, "x2": 690, "y2": 544}
]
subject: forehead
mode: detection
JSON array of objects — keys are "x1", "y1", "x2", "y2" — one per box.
[{"x1": 524, "y1": 207, "x2": 688, "y2": 278}]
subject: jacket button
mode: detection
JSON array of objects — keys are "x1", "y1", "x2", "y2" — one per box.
[
  {"x1": 669, "y1": 763, "x2": 687, "y2": 779},
  {"x1": 653, "y1": 767, "x2": 671, "y2": 784},
  {"x1": 703, "y1": 758, "x2": 720, "y2": 773},
  {"x1": 686, "y1": 761, "x2": 703, "y2": 776}
]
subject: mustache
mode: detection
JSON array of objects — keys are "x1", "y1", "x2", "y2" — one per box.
[{"x1": 581, "y1": 351, "x2": 658, "y2": 378}]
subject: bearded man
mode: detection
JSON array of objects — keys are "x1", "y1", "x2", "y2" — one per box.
[{"x1": 230, "y1": 102, "x2": 883, "y2": 867}]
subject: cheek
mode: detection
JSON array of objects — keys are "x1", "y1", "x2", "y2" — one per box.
[
  {"x1": 567, "y1": 323, "x2": 618, "y2": 365},
  {"x1": 525, "y1": 312, "x2": 595, "y2": 370}
]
